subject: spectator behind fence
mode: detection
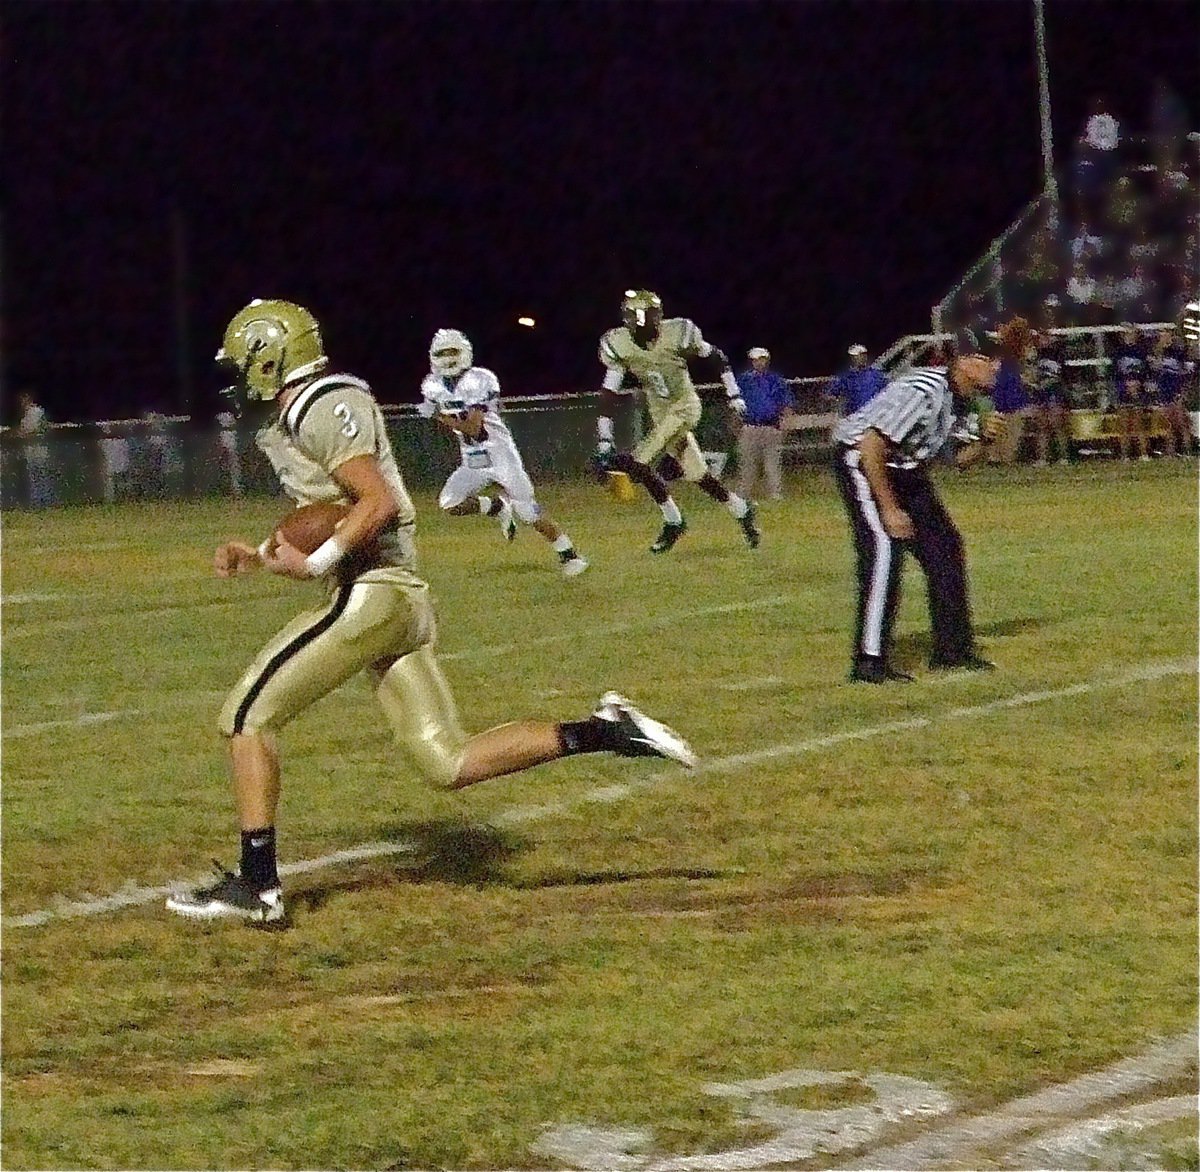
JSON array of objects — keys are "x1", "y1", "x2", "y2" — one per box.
[
  {"x1": 1148, "y1": 326, "x2": 1195, "y2": 459},
  {"x1": 1071, "y1": 96, "x2": 1121, "y2": 221},
  {"x1": 1030, "y1": 331, "x2": 1072, "y2": 466},
  {"x1": 1112, "y1": 324, "x2": 1151, "y2": 462},
  {"x1": 987, "y1": 318, "x2": 1036, "y2": 465},
  {"x1": 733, "y1": 347, "x2": 795, "y2": 502},
  {"x1": 141, "y1": 408, "x2": 183, "y2": 497},
  {"x1": 16, "y1": 389, "x2": 54, "y2": 507},
  {"x1": 216, "y1": 411, "x2": 244, "y2": 497},
  {"x1": 1150, "y1": 79, "x2": 1190, "y2": 173},
  {"x1": 100, "y1": 423, "x2": 132, "y2": 504},
  {"x1": 828, "y1": 343, "x2": 887, "y2": 414}
]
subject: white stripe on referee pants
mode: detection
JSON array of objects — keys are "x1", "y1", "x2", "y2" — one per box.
[{"x1": 845, "y1": 448, "x2": 892, "y2": 658}]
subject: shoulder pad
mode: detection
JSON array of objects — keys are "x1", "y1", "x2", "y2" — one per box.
[
  {"x1": 599, "y1": 328, "x2": 627, "y2": 366},
  {"x1": 458, "y1": 367, "x2": 501, "y2": 404},
  {"x1": 665, "y1": 318, "x2": 703, "y2": 351},
  {"x1": 284, "y1": 374, "x2": 372, "y2": 438}
]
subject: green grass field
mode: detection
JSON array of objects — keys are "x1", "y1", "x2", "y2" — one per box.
[{"x1": 3, "y1": 460, "x2": 1197, "y2": 1171}]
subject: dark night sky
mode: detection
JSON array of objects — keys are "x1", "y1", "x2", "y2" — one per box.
[{"x1": 4, "y1": 0, "x2": 1198, "y2": 421}]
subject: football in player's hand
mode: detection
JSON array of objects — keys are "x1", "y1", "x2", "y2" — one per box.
[{"x1": 273, "y1": 502, "x2": 352, "y2": 554}]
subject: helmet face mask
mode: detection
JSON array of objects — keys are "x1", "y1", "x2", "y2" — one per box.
[
  {"x1": 429, "y1": 328, "x2": 473, "y2": 378},
  {"x1": 216, "y1": 299, "x2": 328, "y2": 414},
  {"x1": 621, "y1": 289, "x2": 663, "y2": 343}
]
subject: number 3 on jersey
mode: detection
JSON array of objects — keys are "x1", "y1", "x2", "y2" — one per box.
[
  {"x1": 645, "y1": 370, "x2": 671, "y2": 399},
  {"x1": 333, "y1": 402, "x2": 359, "y2": 438}
]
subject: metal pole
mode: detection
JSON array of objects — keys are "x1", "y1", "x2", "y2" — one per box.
[
  {"x1": 1033, "y1": 0, "x2": 1059, "y2": 214},
  {"x1": 170, "y1": 205, "x2": 194, "y2": 419}
]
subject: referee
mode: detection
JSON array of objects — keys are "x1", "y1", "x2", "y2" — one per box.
[{"x1": 832, "y1": 341, "x2": 1001, "y2": 683}]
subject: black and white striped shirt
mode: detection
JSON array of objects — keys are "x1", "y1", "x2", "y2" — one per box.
[{"x1": 832, "y1": 367, "x2": 955, "y2": 468}]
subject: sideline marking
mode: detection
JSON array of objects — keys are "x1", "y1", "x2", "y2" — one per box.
[
  {"x1": 841, "y1": 1029, "x2": 1199, "y2": 1170},
  {"x1": 3, "y1": 595, "x2": 796, "y2": 737},
  {"x1": 1003, "y1": 1094, "x2": 1196, "y2": 1169},
  {"x1": 5, "y1": 656, "x2": 1193, "y2": 929},
  {"x1": 532, "y1": 1030, "x2": 1198, "y2": 1172}
]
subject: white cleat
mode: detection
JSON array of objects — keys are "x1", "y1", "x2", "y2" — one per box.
[
  {"x1": 562, "y1": 556, "x2": 589, "y2": 578},
  {"x1": 594, "y1": 691, "x2": 698, "y2": 768},
  {"x1": 498, "y1": 500, "x2": 517, "y2": 541}
]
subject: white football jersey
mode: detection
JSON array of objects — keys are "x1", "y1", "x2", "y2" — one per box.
[{"x1": 419, "y1": 367, "x2": 517, "y2": 456}]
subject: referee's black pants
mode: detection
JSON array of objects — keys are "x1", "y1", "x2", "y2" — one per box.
[{"x1": 834, "y1": 446, "x2": 976, "y2": 669}]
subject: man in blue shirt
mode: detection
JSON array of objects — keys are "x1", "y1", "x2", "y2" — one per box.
[
  {"x1": 828, "y1": 344, "x2": 888, "y2": 415},
  {"x1": 735, "y1": 347, "x2": 795, "y2": 500}
]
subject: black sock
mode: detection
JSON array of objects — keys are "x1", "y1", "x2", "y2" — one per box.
[
  {"x1": 697, "y1": 473, "x2": 730, "y2": 503},
  {"x1": 557, "y1": 716, "x2": 622, "y2": 756},
  {"x1": 613, "y1": 452, "x2": 671, "y2": 505},
  {"x1": 240, "y1": 827, "x2": 279, "y2": 891}
]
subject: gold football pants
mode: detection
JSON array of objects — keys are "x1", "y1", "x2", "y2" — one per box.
[
  {"x1": 218, "y1": 581, "x2": 467, "y2": 787},
  {"x1": 634, "y1": 395, "x2": 708, "y2": 481}
]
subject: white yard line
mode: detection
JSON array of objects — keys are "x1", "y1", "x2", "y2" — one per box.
[
  {"x1": 2, "y1": 595, "x2": 798, "y2": 737},
  {"x1": 441, "y1": 594, "x2": 794, "y2": 663},
  {"x1": 5, "y1": 656, "x2": 1192, "y2": 929}
]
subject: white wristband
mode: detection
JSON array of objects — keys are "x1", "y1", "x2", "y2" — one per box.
[
  {"x1": 305, "y1": 536, "x2": 346, "y2": 577},
  {"x1": 257, "y1": 539, "x2": 272, "y2": 560},
  {"x1": 597, "y1": 415, "x2": 615, "y2": 441}
]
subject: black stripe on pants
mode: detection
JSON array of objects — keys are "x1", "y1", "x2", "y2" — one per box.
[{"x1": 834, "y1": 449, "x2": 976, "y2": 665}]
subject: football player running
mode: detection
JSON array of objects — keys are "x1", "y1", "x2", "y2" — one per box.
[
  {"x1": 166, "y1": 300, "x2": 695, "y2": 924},
  {"x1": 419, "y1": 329, "x2": 588, "y2": 577},
  {"x1": 594, "y1": 290, "x2": 760, "y2": 553}
]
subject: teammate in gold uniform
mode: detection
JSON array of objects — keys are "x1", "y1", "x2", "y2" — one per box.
[
  {"x1": 594, "y1": 290, "x2": 760, "y2": 552},
  {"x1": 166, "y1": 300, "x2": 696, "y2": 923}
]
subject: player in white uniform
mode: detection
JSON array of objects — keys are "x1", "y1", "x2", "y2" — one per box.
[{"x1": 420, "y1": 329, "x2": 588, "y2": 577}]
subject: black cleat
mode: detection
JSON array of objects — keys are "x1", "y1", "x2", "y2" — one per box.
[
  {"x1": 738, "y1": 503, "x2": 761, "y2": 549},
  {"x1": 929, "y1": 654, "x2": 996, "y2": 672},
  {"x1": 850, "y1": 659, "x2": 914, "y2": 684},
  {"x1": 165, "y1": 862, "x2": 285, "y2": 923},
  {"x1": 650, "y1": 519, "x2": 688, "y2": 554},
  {"x1": 593, "y1": 692, "x2": 697, "y2": 767}
]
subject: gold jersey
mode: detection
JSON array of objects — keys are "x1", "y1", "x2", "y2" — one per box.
[
  {"x1": 598, "y1": 317, "x2": 711, "y2": 407},
  {"x1": 256, "y1": 374, "x2": 420, "y2": 578}
]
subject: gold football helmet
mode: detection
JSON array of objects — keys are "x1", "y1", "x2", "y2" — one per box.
[
  {"x1": 621, "y1": 289, "x2": 663, "y2": 335},
  {"x1": 216, "y1": 299, "x2": 328, "y2": 407}
]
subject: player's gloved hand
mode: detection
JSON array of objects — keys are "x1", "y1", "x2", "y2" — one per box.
[{"x1": 729, "y1": 396, "x2": 747, "y2": 418}]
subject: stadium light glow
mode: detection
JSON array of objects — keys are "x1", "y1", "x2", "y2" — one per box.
[{"x1": 517, "y1": 316, "x2": 536, "y2": 328}]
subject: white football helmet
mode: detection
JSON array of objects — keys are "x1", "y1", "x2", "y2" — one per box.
[{"x1": 429, "y1": 329, "x2": 473, "y2": 377}]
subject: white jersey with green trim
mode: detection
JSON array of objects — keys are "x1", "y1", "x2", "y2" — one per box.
[{"x1": 419, "y1": 366, "x2": 516, "y2": 458}]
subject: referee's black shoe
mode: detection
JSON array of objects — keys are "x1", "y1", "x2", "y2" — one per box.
[
  {"x1": 929, "y1": 653, "x2": 996, "y2": 672},
  {"x1": 849, "y1": 657, "x2": 914, "y2": 684}
]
